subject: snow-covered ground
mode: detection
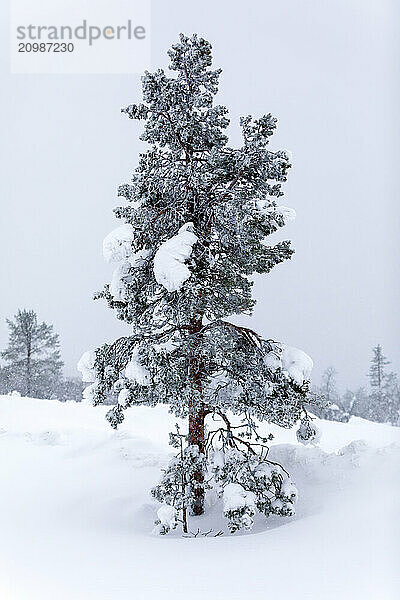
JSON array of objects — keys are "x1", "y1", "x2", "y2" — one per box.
[{"x1": 1, "y1": 395, "x2": 399, "y2": 600}]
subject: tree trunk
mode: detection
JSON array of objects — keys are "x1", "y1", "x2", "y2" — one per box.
[
  {"x1": 188, "y1": 317, "x2": 206, "y2": 516},
  {"x1": 188, "y1": 404, "x2": 206, "y2": 515},
  {"x1": 26, "y1": 342, "x2": 31, "y2": 396}
]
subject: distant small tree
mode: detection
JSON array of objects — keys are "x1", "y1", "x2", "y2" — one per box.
[
  {"x1": 368, "y1": 371, "x2": 400, "y2": 425},
  {"x1": 321, "y1": 367, "x2": 339, "y2": 405},
  {"x1": 343, "y1": 387, "x2": 369, "y2": 418},
  {"x1": 341, "y1": 389, "x2": 356, "y2": 414},
  {"x1": 349, "y1": 344, "x2": 400, "y2": 425},
  {"x1": 319, "y1": 347, "x2": 400, "y2": 426},
  {"x1": 358, "y1": 345, "x2": 400, "y2": 425},
  {"x1": 312, "y1": 367, "x2": 349, "y2": 422},
  {"x1": 368, "y1": 344, "x2": 390, "y2": 394},
  {"x1": 1, "y1": 309, "x2": 63, "y2": 398}
]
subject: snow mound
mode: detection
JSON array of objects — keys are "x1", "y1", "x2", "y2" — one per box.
[
  {"x1": 153, "y1": 222, "x2": 198, "y2": 292},
  {"x1": 103, "y1": 224, "x2": 134, "y2": 263}
]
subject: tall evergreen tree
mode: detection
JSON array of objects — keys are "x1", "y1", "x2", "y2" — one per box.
[
  {"x1": 1, "y1": 309, "x2": 63, "y2": 398},
  {"x1": 80, "y1": 34, "x2": 316, "y2": 532}
]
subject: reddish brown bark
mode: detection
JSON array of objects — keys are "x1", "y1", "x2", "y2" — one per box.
[
  {"x1": 188, "y1": 403, "x2": 206, "y2": 515},
  {"x1": 188, "y1": 317, "x2": 206, "y2": 516}
]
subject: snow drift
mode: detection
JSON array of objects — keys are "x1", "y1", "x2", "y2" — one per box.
[{"x1": 0, "y1": 395, "x2": 399, "y2": 600}]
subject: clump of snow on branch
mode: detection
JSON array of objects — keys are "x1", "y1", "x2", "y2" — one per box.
[
  {"x1": 210, "y1": 447, "x2": 299, "y2": 533},
  {"x1": 117, "y1": 388, "x2": 131, "y2": 408},
  {"x1": 265, "y1": 344, "x2": 313, "y2": 385},
  {"x1": 152, "y1": 336, "x2": 177, "y2": 354},
  {"x1": 82, "y1": 382, "x2": 97, "y2": 404},
  {"x1": 77, "y1": 351, "x2": 99, "y2": 404},
  {"x1": 109, "y1": 262, "x2": 130, "y2": 301},
  {"x1": 77, "y1": 350, "x2": 96, "y2": 382},
  {"x1": 129, "y1": 248, "x2": 150, "y2": 268},
  {"x1": 157, "y1": 504, "x2": 177, "y2": 529},
  {"x1": 103, "y1": 226, "x2": 150, "y2": 302},
  {"x1": 280, "y1": 344, "x2": 313, "y2": 384},
  {"x1": 257, "y1": 200, "x2": 296, "y2": 224},
  {"x1": 125, "y1": 347, "x2": 150, "y2": 386},
  {"x1": 152, "y1": 504, "x2": 178, "y2": 535},
  {"x1": 153, "y1": 222, "x2": 198, "y2": 292},
  {"x1": 296, "y1": 419, "x2": 321, "y2": 445},
  {"x1": 272, "y1": 479, "x2": 298, "y2": 512},
  {"x1": 103, "y1": 224, "x2": 135, "y2": 263},
  {"x1": 223, "y1": 483, "x2": 256, "y2": 532}
]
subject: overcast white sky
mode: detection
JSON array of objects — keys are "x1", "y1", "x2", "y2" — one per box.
[{"x1": 0, "y1": 0, "x2": 399, "y2": 391}]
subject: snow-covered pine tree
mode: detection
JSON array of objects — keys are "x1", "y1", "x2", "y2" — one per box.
[
  {"x1": 79, "y1": 34, "x2": 317, "y2": 532},
  {"x1": 1, "y1": 309, "x2": 63, "y2": 398},
  {"x1": 368, "y1": 344, "x2": 390, "y2": 394},
  {"x1": 367, "y1": 345, "x2": 399, "y2": 424}
]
